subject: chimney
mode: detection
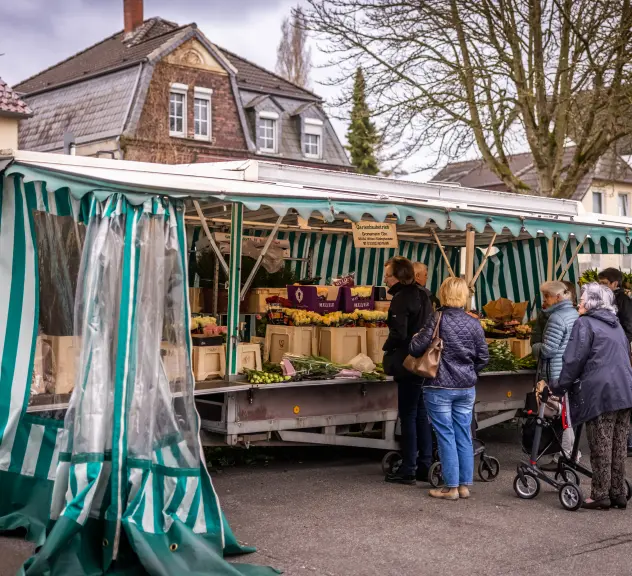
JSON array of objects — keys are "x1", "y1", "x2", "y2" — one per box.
[{"x1": 124, "y1": 0, "x2": 144, "y2": 35}]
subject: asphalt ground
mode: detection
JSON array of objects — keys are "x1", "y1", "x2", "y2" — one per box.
[{"x1": 3, "y1": 424, "x2": 632, "y2": 576}]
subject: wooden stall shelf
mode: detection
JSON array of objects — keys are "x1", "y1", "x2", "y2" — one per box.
[
  {"x1": 319, "y1": 327, "x2": 367, "y2": 365},
  {"x1": 193, "y1": 345, "x2": 226, "y2": 381},
  {"x1": 242, "y1": 288, "x2": 288, "y2": 314},
  {"x1": 510, "y1": 338, "x2": 532, "y2": 359},
  {"x1": 366, "y1": 327, "x2": 389, "y2": 364},
  {"x1": 264, "y1": 325, "x2": 319, "y2": 363},
  {"x1": 237, "y1": 343, "x2": 263, "y2": 373}
]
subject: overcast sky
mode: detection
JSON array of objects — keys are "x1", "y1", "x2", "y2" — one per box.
[{"x1": 0, "y1": 0, "x2": 435, "y2": 179}]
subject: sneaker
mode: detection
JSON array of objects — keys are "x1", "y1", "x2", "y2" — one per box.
[
  {"x1": 429, "y1": 487, "x2": 459, "y2": 500},
  {"x1": 458, "y1": 486, "x2": 471, "y2": 499},
  {"x1": 385, "y1": 473, "x2": 416, "y2": 485}
]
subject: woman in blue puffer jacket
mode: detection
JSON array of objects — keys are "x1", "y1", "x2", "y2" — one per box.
[
  {"x1": 532, "y1": 281, "x2": 579, "y2": 470},
  {"x1": 409, "y1": 277, "x2": 489, "y2": 501}
]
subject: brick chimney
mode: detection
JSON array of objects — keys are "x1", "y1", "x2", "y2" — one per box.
[{"x1": 124, "y1": 0, "x2": 144, "y2": 35}]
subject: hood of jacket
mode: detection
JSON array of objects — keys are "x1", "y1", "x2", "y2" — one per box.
[
  {"x1": 584, "y1": 308, "x2": 619, "y2": 328},
  {"x1": 543, "y1": 299, "x2": 574, "y2": 317}
]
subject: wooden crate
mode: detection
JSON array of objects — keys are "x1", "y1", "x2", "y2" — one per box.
[
  {"x1": 264, "y1": 325, "x2": 319, "y2": 363},
  {"x1": 319, "y1": 327, "x2": 367, "y2": 365},
  {"x1": 44, "y1": 335, "x2": 80, "y2": 395},
  {"x1": 242, "y1": 288, "x2": 288, "y2": 314},
  {"x1": 189, "y1": 288, "x2": 203, "y2": 313},
  {"x1": 374, "y1": 301, "x2": 391, "y2": 313},
  {"x1": 366, "y1": 327, "x2": 389, "y2": 364},
  {"x1": 161, "y1": 342, "x2": 184, "y2": 382},
  {"x1": 192, "y1": 345, "x2": 226, "y2": 381},
  {"x1": 509, "y1": 338, "x2": 532, "y2": 359},
  {"x1": 237, "y1": 343, "x2": 263, "y2": 373},
  {"x1": 31, "y1": 336, "x2": 51, "y2": 395}
]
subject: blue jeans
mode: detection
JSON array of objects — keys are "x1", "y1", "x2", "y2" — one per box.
[
  {"x1": 424, "y1": 387, "x2": 476, "y2": 487},
  {"x1": 397, "y1": 380, "x2": 433, "y2": 476}
]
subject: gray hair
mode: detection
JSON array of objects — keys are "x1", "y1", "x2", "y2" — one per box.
[
  {"x1": 581, "y1": 282, "x2": 617, "y2": 313},
  {"x1": 540, "y1": 281, "x2": 572, "y2": 301},
  {"x1": 413, "y1": 262, "x2": 428, "y2": 274}
]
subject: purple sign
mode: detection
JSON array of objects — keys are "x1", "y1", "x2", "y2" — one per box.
[
  {"x1": 340, "y1": 287, "x2": 376, "y2": 313},
  {"x1": 287, "y1": 285, "x2": 341, "y2": 313}
]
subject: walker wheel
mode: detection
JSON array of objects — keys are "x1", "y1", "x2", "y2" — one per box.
[
  {"x1": 559, "y1": 482, "x2": 583, "y2": 511},
  {"x1": 381, "y1": 451, "x2": 402, "y2": 475},
  {"x1": 428, "y1": 461, "x2": 443, "y2": 488},
  {"x1": 626, "y1": 479, "x2": 632, "y2": 501},
  {"x1": 555, "y1": 468, "x2": 580, "y2": 486},
  {"x1": 478, "y1": 456, "x2": 500, "y2": 482},
  {"x1": 513, "y1": 472, "x2": 540, "y2": 499}
]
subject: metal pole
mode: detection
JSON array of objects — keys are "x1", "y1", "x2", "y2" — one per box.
[
  {"x1": 226, "y1": 203, "x2": 244, "y2": 379},
  {"x1": 431, "y1": 229, "x2": 456, "y2": 278},
  {"x1": 213, "y1": 256, "x2": 219, "y2": 316},
  {"x1": 546, "y1": 237, "x2": 555, "y2": 281},
  {"x1": 470, "y1": 232, "x2": 497, "y2": 287},
  {"x1": 464, "y1": 227, "x2": 476, "y2": 311},
  {"x1": 193, "y1": 200, "x2": 229, "y2": 276},
  {"x1": 557, "y1": 238, "x2": 586, "y2": 281}
]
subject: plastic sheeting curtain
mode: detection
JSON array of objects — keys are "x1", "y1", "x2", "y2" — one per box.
[{"x1": 12, "y1": 191, "x2": 279, "y2": 575}]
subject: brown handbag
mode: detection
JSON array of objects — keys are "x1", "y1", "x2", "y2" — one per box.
[{"x1": 403, "y1": 312, "x2": 444, "y2": 378}]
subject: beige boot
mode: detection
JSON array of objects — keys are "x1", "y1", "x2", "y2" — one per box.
[
  {"x1": 458, "y1": 486, "x2": 471, "y2": 499},
  {"x1": 429, "y1": 487, "x2": 459, "y2": 500}
]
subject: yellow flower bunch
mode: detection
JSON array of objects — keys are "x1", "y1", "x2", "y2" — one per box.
[
  {"x1": 357, "y1": 310, "x2": 388, "y2": 322},
  {"x1": 351, "y1": 286, "x2": 373, "y2": 298},
  {"x1": 190, "y1": 316, "x2": 217, "y2": 331},
  {"x1": 283, "y1": 308, "x2": 324, "y2": 326}
]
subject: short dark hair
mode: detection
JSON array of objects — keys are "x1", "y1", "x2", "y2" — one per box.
[
  {"x1": 386, "y1": 257, "x2": 415, "y2": 285},
  {"x1": 562, "y1": 281, "x2": 577, "y2": 306},
  {"x1": 598, "y1": 268, "x2": 623, "y2": 287}
]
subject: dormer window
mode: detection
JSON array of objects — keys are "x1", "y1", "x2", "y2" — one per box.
[
  {"x1": 303, "y1": 118, "x2": 323, "y2": 159},
  {"x1": 258, "y1": 111, "x2": 279, "y2": 153}
]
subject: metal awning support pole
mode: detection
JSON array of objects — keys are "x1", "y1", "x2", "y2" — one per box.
[
  {"x1": 193, "y1": 200, "x2": 229, "y2": 276},
  {"x1": 226, "y1": 203, "x2": 244, "y2": 379},
  {"x1": 213, "y1": 256, "x2": 219, "y2": 316},
  {"x1": 240, "y1": 214, "x2": 283, "y2": 300},
  {"x1": 431, "y1": 229, "x2": 456, "y2": 278},
  {"x1": 557, "y1": 238, "x2": 586, "y2": 281},
  {"x1": 464, "y1": 227, "x2": 476, "y2": 311},
  {"x1": 470, "y1": 232, "x2": 497, "y2": 288},
  {"x1": 546, "y1": 237, "x2": 555, "y2": 281}
]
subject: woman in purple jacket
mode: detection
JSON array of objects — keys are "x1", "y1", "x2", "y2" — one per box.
[{"x1": 409, "y1": 277, "x2": 489, "y2": 500}]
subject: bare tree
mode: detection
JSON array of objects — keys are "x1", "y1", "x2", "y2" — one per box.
[
  {"x1": 276, "y1": 6, "x2": 312, "y2": 88},
  {"x1": 302, "y1": 0, "x2": 632, "y2": 197}
]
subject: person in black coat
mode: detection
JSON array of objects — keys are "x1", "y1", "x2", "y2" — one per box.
[
  {"x1": 552, "y1": 283, "x2": 632, "y2": 510},
  {"x1": 598, "y1": 268, "x2": 632, "y2": 455},
  {"x1": 382, "y1": 257, "x2": 433, "y2": 485}
]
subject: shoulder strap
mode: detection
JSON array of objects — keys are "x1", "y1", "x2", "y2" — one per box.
[{"x1": 432, "y1": 312, "x2": 443, "y2": 339}]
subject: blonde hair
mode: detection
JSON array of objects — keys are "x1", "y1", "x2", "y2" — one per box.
[{"x1": 439, "y1": 277, "x2": 469, "y2": 308}]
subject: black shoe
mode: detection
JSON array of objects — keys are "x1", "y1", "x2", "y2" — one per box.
[
  {"x1": 416, "y1": 466, "x2": 430, "y2": 483},
  {"x1": 385, "y1": 472, "x2": 416, "y2": 485},
  {"x1": 581, "y1": 498, "x2": 611, "y2": 510},
  {"x1": 627, "y1": 447, "x2": 632, "y2": 457},
  {"x1": 610, "y1": 496, "x2": 627, "y2": 509}
]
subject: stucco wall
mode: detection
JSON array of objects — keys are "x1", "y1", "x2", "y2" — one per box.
[{"x1": 0, "y1": 116, "x2": 19, "y2": 150}]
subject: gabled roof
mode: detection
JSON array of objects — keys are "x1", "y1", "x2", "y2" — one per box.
[
  {"x1": 14, "y1": 17, "x2": 321, "y2": 103},
  {"x1": 431, "y1": 148, "x2": 632, "y2": 200},
  {"x1": 0, "y1": 77, "x2": 32, "y2": 117}
]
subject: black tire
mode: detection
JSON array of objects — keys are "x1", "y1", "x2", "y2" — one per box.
[
  {"x1": 381, "y1": 451, "x2": 402, "y2": 475},
  {"x1": 626, "y1": 479, "x2": 632, "y2": 501},
  {"x1": 559, "y1": 482, "x2": 583, "y2": 511},
  {"x1": 555, "y1": 468, "x2": 580, "y2": 486},
  {"x1": 428, "y1": 461, "x2": 443, "y2": 488},
  {"x1": 513, "y1": 472, "x2": 540, "y2": 499},
  {"x1": 478, "y1": 456, "x2": 500, "y2": 482}
]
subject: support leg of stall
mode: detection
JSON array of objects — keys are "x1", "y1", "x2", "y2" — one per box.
[
  {"x1": 193, "y1": 200, "x2": 229, "y2": 276},
  {"x1": 464, "y1": 227, "x2": 475, "y2": 311},
  {"x1": 431, "y1": 229, "x2": 456, "y2": 278},
  {"x1": 557, "y1": 238, "x2": 585, "y2": 281},
  {"x1": 547, "y1": 237, "x2": 556, "y2": 281},
  {"x1": 226, "y1": 203, "x2": 244, "y2": 379}
]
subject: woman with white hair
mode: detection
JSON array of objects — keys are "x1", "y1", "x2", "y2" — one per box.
[
  {"x1": 553, "y1": 283, "x2": 632, "y2": 510},
  {"x1": 533, "y1": 281, "x2": 579, "y2": 470}
]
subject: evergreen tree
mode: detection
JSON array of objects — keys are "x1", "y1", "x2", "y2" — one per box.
[{"x1": 346, "y1": 68, "x2": 379, "y2": 175}]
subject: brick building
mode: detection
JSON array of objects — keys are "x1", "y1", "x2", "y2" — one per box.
[{"x1": 13, "y1": 0, "x2": 350, "y2": 170}]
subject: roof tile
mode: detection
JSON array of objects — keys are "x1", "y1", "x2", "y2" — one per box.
[{"x1": 0, "y1": 77, "x2": 32, "y2": 117}]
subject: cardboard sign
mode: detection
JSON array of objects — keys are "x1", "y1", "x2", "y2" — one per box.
[{"x1": 352, "y1": 221, "x2": 398, "y2": 249}]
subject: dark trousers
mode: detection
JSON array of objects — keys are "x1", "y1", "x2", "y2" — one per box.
[
  {"x1": 586, "y1": 409, "x2": 631, "y2": 500},
  {"x1": 397, "y1": 380, "x2": 433, "y2": 476}
]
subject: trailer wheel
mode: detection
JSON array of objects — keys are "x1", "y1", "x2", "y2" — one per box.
[
  {"x1": 478, "y1": 456, "x2": 500, "y2": 482},
  {"x1": 381, "y1": 451, "x2": 401, "y2": 475},
  {"x1": 559, "y1": 482, "x2": 583, "y2": 511},
  {"x1": 428, "y1": 461, "x2": 443, "y2": 488}
]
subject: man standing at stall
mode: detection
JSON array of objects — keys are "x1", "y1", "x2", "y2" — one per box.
[
  {"x1": 414, "y1": 262, "x2": 440, "y2": 310},
  {"x1": 598, "y1": 268, "x2": 632, "y2": 455}
]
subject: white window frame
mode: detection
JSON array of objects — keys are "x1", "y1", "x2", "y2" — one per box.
[
  {"x1": 618, "y1": 193, "x2": 629, "y2": 217},
  {"x1": 258, "y1": 112, "x2": 279, "y2": 153},
  {"x1": 169, "y1": 83, "x2": 188, "y2": 138},
  {"x1": 303, "y1": 117, "x2": 323, "y2": 159},
  {"x1": 592, "y1": 190, "x2": 604, "y2": 214},
  {"x1": 193, "y1": 87, "x2": 213, "y2": 141}
]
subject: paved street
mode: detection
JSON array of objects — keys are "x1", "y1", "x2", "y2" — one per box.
[{"x1": 3, "y1": 425, "x2": 632, "y2": 575}]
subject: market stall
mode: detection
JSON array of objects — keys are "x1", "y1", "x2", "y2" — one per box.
[{"x1": 3, "y1": 151, "x2": 632, "y2": 570}]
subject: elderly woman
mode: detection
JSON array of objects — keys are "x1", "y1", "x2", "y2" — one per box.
[
  {"x1": 552, "y1": 283, "x2": 632, "y2": 509},
  {"x1": 409, "y1": 277, "x2": 489, "y2": 500},
  {"x1": 531, "y1": 281, "x2": 579, "y2": 471}
]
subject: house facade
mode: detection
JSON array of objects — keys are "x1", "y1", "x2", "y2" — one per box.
[
  {"x1": 432, "y1": 149, "x2": 632, "y2": 272},
  {"x1": 13, "y1": 0, "x2": 350, "y2": 170},
  {"x1": 0, "y1": 77, "x2": 32, "y2": 150}
]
